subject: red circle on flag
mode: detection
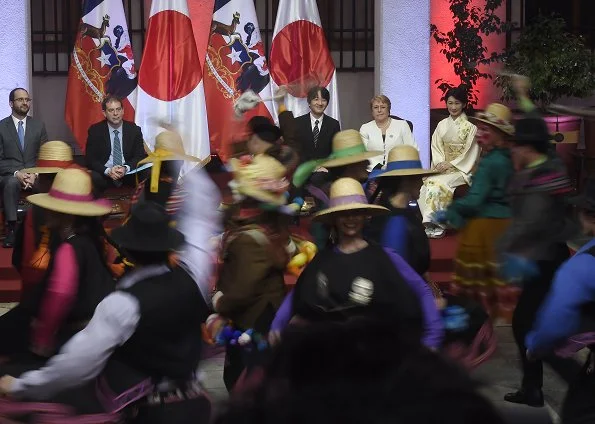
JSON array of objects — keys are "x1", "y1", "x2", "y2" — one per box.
[
  {"x1": 138, "y1": 10, "x2": 201, "y2": 101},
  {"x1": 270, "y1": 20, "x2": 335, "y2": 98}
]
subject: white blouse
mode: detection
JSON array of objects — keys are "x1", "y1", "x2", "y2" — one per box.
[{"x1": 360, "y1": 119, "x2": 418, "y2": 170}]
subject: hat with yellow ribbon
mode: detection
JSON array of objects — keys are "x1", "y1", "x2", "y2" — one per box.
[
  {"x1": 137, "y1": 131, "x2": 210, "y2": 193},
  {"x1": 293, "y1": 129, "x2": 381, "y2": 187}
]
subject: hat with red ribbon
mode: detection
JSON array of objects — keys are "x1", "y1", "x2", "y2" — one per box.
[{"x1": 27, "y1": 168, "x2": 112, "y2": 216}]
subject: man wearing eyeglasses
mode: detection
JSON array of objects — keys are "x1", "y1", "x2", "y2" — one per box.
[
  {"x1": 0, "y1": 88, "x2": 48, "y2": 248},
  {"x1": 85, "y1": 95, "x2": 146, "y2": 194}
]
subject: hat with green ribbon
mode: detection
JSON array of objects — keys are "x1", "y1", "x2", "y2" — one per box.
[{"x1": 293, "y1": 129, "x2": 381, "y2": 187}]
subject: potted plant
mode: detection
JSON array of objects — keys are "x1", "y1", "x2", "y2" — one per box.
[
  {"x1": 495, "y1": 14, "x2": 595, "y2": 170},
  {"x1": 430, "y1": 0, "x2": 511, "y2": 109}
]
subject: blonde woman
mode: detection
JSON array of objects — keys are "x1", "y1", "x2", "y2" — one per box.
[
  {"x1": 419, "y1": 86, "x2": 479, "y2": 238},
  {"x1": 360, "y1": 95, "x2": 417, "y2": 171}
]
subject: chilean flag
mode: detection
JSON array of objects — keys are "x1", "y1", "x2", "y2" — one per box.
[
  {"x1": 204, "y1": 0, "x2": 274, "y2": 159},
  {"x1": 65, "y1": 0, "x2": 137, "y2": 152},
  {"x1": 135, "y1": 0, "x2": 210, "y2": 175},
  {"x1": 269, "y1": 0, "x2": 340, "y2": 122}
]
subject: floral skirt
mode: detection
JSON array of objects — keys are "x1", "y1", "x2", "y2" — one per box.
[
  {"x1": 449, "y1": 217, "x2": 520, "y2": 324},
  {"x1": 418, "y1": 171, "x2": 467, "y2": 223}
]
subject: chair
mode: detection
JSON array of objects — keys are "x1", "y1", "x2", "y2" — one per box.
[{"x1": 389, "y1": 115, "x2": 414, "y2": 133}]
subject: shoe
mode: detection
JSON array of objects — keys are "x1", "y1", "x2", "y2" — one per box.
[
  {"x1": 425, "y1": 227, "x2": 446, "y2": 239},
  {"x1": 504, "y1": 389, "x2": 544, "y2": 407},
  {"x1": 3, "y1": 229, "x2": 14, "y2": 248}
]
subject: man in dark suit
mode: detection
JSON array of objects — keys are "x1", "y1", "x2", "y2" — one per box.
[
  {"x1": 0, "y1": 88, "x2": 48, "y2": 247},
  {"x1": 85, "y1": 95, "x2": 146, "y2": 194},
  {"x1": 295, "y1": 86, "x2": 341, "y2": 164}
]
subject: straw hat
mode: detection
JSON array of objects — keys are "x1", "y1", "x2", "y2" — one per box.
[
  {"x1": 321, "y1": 130, "x2": 382, "y2": 168},
  {"x1": 111, "y1": 201, "x2": 184, "y2": 252},
  {"x1": 229, "y1": 154, "x2": 289, "y2": 206},
  {"x1": 138, "y1": 130, "x2": 210, "y2": 193},
  {"x1": 22, "y1": 141, "x2": 73, "y2": 174},
  {"x1": 293, "y1": 129, "x2": 381, "y2": 187},
  {"x1": 27, "y1": 168, "x2": 112, "y2": 216},
  {"x1": 374, "y1": 145, "x2": 437, "y2": 178},
  {"x1": 469, "y1": 103, "x2": 515, "y2": 136},
  {"x1": 137, "y1": 131, "x2": 205, "y2": 165},
  {"x1": 313, "y1": 177, "x2": 388, "y2": 222}
]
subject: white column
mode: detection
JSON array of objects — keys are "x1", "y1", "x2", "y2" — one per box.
[
  {"x1": 0, "y1": 0, "x2": 31, "y2": 118},
  {"x1": 375, "y1": 0, "x2": 431, "y2": 166}
]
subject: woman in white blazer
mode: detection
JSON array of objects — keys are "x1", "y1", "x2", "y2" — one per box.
[{"x1": 360, "y1": 95, "x2": 418, "y2": 170}]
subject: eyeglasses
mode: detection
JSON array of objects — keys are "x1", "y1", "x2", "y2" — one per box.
[{"x1": 13, "y1": 98, "x2": 32, "y2": 103}]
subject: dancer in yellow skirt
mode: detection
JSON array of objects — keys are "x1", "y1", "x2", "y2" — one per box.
[{"x1": 431, "y1": 103, "x2": 515, "y2": 323}]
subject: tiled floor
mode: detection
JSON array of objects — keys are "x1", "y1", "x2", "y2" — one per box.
[{"x1": 0, "y1": 304, "x2": 578, "y2": 422}]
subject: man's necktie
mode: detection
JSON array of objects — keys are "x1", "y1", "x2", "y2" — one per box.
[
  {"x1": 113, "y1": 129, "x2": 123, "y2": 166},
  {"x1": 313, "y1": 120, "x2": 320, "y2": 148},
  {"x1": 17, "y1": 121, "x2": 24, "y2": 150}
]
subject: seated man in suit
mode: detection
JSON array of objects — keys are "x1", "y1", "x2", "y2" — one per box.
[
  {"x1": 295, "y1": 86, "x2": 341, "y2": 164},
  {"x1": 85, "y1": 95, "x2": 146, "y2": 194},
  {"x1": 0, "y1": 88, "x2": 48, "y2": 248}
]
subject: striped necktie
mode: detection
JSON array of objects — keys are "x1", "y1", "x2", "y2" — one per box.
[
  {"x1": 313, "y1": 120, "x2": 320, "y2": 148},
  {"x1": 113, "y1": 129, "x2": 123, "y2": 166}
]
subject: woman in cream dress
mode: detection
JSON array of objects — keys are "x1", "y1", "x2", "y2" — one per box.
[
  {"x1": 419, "y1": 86, "x2": 479, "y2": 238},
  {"x1": 360, "y1": 95, "x2": 417, "y2": 171}
]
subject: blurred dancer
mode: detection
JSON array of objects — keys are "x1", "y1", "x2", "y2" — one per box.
[{"x1": 499, "y1": 114, "x2": 577, "y2": 407}]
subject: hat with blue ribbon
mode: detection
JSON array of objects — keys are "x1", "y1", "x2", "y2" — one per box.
[
  {"x1": 293, "y1": 129, "x2": 381, "y2": 187},
  {"x1": 372, "y1": 145, "x2": 436, "y2": 178}
]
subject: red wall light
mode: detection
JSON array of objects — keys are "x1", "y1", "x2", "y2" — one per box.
[{"x1": 430, "y1": 0, "x2": 507, "y2": 109}]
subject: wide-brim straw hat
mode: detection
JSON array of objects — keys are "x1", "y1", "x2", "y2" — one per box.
[
  {"x1": 313, "y1": 177, "x2": 388, "y2": 222},
  {"x1": 293, "y1": 129, "x2": 382, "y2": 188},
  {"x1": 374, "y1": 145, "x2": 437, "y2": 178},
  {"x1": 137, "y1": 131, "x2": 205, "y2": 166},
  {"x1": 469, "y1": 103, "x2": 515, "y2": 136},
  {"x1": 111, "y1": 201, "x2": 184, "y2": 252},
  {"x1": 321, "y1": 129, "x2": 382, "y2": 168},
  {"x1": 27, "y1": 168, "x2": 112, "y2": 216},
  {"x1": 229, "y1": 154, "x2": 289, "y2": 206},
  {"x1": 22, "y1": 140, "x2": 74, "y2": 174}
]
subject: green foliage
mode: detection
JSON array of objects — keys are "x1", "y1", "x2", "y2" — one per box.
[
  {"x1": 495, "y1": 15, "x2": 595, "y2": 107},
  {"x1": 431, "y1": 0, "x2": 511, "y2": 107}
]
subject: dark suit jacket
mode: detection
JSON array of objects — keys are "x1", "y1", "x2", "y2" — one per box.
[
  {"x1": 85, "y1": 120, "x2": 146, "y2": 175},
  {"x1": 295, "y1": 113, "x2": 340, "y2": 163},
  {"x1": 0, "y1": 116, "x2": 48, "y2": 176}
]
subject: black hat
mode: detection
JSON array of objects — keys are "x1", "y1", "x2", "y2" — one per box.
[
  {"x1": 513, "y1": 117, "x2": 554, "y2": 147},
  {"x1": 569, "y1": 178, "x2": 595, "y2": 212},
  {"x1": 111, "y1": 201, "x2": 184, "y2": 252},
  {"x1": 248, "y1": 116, "x2": 282, "y2": 143}
]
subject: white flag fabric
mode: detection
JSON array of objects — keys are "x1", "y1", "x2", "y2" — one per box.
[
  {"x1": 269, "y1": 0, "x2": 340, "y2": 123},
  {"x1": 135, "y1": 0, "x2": 210, "y2": 176}
]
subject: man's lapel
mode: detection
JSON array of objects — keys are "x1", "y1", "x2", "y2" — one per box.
[
  {"x1": 6, "y1": 118, "x2": 24, "y2": 156},
  {"x1": 104, "y1": 121, "x2": 112, "y2": 155},
  {"x1": 23, "y1": 117, "x2": 35, "y2": 159}
]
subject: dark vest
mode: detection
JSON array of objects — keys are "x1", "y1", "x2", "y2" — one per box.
[
  {"x1": 114, "y1": 266, "x2": 208, "y2": 381},
  {"x1": 22, "y1": 233, "x2": 114, "y2": 324},
  {"x1": 367, "y1": 204, "x2": 430, "y2": 275},
  {"x1": 292, "y1": 243, "x2": 423, "y2": 337}
]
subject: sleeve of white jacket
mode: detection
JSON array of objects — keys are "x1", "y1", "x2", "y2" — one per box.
[
  {"x1": 177, "y1": 167, "x2": 223, "y2": 302},
  {"x1": 359, "y1": 123, "x2": 370, "y2": 149}
]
